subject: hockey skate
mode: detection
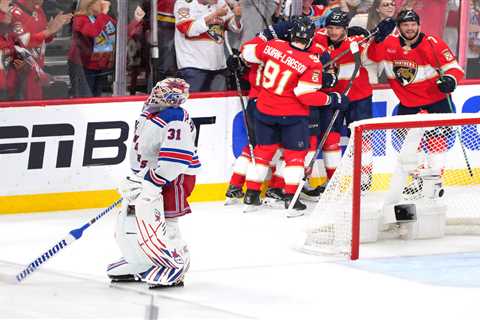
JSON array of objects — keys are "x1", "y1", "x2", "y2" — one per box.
[
  {"x1": 284, "y1": 194, "x2": 307, "y2": 218},
  {"x1": 107, "y1": 258, "x2": 151, "y2": 283},
  {"x1": 300, "y1": 184, "x2": 325, "y2": 202},
  {"x1": 263, "y1": 188, "x2": 285, "y2": 208},
  {"x1": 224, "y1": 184, "x2": 244, "y2": 205},
  {"x1": 149, "y1": 276, "x2": 185, "y2": 289},
  {"x1": 243, "y1": 189, "x2": 262, "y2": 212}
]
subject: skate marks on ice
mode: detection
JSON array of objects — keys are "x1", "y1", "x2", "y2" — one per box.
[
  {"x1": 0, "y1": 259, "x2": 253, "y2": 320},
  {"x1": 338, "y1": 251, "x2": 480, "y2": 288}
]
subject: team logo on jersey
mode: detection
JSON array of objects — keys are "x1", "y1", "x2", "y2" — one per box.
[
  {"x1": 393, "y1": 60, "x2": 418, "y2": 86},
  {"x1": 442, "y1": 49, "x2": 454, "y2": 62},
  {"x1": 207, "y1": 24, "x2": 225, "y2": 44},
  {"x1": 177, "y1": 7, "x2": 190, "y2": 19}
]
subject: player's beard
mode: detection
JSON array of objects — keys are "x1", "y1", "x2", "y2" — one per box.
[{"x1": 400, "y1": 27, "x2": 420, "y2": 42}]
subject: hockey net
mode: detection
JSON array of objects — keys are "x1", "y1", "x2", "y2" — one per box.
[{"x1": 302, "y1": 113, "x2": 480, "y2": 259}]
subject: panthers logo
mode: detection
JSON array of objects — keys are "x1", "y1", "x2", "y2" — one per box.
[
  {"x1": 207, "y1": 24, "x2": 225, "y2": 44},
  {"x1": 393, "y1": 60, "x2": 418, "y2": 86}
]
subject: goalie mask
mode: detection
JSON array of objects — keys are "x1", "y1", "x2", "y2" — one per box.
[{"x1": 146, "y1": 78, "x2": 190, "y2": 108}]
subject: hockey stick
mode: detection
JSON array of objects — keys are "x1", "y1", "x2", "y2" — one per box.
[
  {"x1": 224, "y1": 31, "x2": 256, "y2": 166},
  {"x1": 287, "y1": 40, "x2": 362, "y2": 214},
  {"x1": 426, "y1": 37, "x2": 474, "y2": 178},
  {"x1": 0, "y1": 198, "x2": 123, "y2": 284}
]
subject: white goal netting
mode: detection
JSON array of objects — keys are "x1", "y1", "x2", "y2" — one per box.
[{"x1": 302, "y1": 113, "x2": 480, "y2": 259}]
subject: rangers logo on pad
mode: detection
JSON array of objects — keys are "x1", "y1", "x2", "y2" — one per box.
[{"x1": 393, "y1": 60, "x2": 418, "y2": 86}]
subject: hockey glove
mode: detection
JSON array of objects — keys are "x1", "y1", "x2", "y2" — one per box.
[
  {"x1": 347, "y1": 26, "x2": 370, "y2": 38},
  {"x1": 436, "y1": 74, "x2": 456, "y2": 93},
  {"x1": 119, "y1": 173, "x2": 143, "y2": 202},
  {"x1": 226, "y1": 48, "x2": 247, "y2": 75},
  {"x1": 327, "y1": 92, "x2": 350, "y2": 112},
  {"x1": 319, "y1": 51, "x2": 331, "y2": 65},
  {"x1": 322, "y1": 72, "x2": 338, "y2": 88},
  {"x1": 371, "y1": 17, "x2": 396, "y2": 43}
]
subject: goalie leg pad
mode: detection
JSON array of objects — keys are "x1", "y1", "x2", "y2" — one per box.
[
  {"x1": 139, "y1": 218, "x2": 191, "y2": 286},
  {"x1": 107, "y1": 204, "x2": 154, "y2": 279}
]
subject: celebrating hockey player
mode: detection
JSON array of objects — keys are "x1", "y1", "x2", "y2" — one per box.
[
  {"x1": 224, "y1": 19, "x2": 308, "y2": 206},
  {"x1": 225, "y1": 21, "x2": 291, "y2": 204},
  {"x1": 107, "y1": 78, "x2": 200, "y2": 289},
  {"x1": 241, "y1": 16, "x2": 348, "y2": 214},
  {"x1": 311, "y1": 11, "x2": 375, "y2": 188},
  {"x1": 364, "y1": 10, "x2": 464, "y2": 203}
]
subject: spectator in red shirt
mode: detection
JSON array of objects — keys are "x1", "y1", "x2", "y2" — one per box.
[
  {"x1": 10, "y1": 0, "x2": 71, "y2": 100},
  {"x1": 0, "y1": 0, "x2": 14, "y2": 100},
  {"x1": 68, "y1": 0, "x2": 117, "y2": 97}
]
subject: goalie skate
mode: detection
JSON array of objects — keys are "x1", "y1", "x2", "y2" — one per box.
[{"x1": 149, "y1": 279, "x2": 185, "y2": 289}]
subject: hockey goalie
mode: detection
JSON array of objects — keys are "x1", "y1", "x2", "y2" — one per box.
[{"x1": 107, "y1": 78, "x2": 200, "y2": 289}]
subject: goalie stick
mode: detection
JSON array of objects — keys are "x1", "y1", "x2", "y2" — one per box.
[
  {"x1": 427, "y1": 36, "x2": 474, "y2": 178},
  {"x1": 224, "y1": 30, "x2": 256, "y2": 166},
  {"x1": 287, "y1": 39, "x2": 363, "y2": 214},
  {"x1": 0, "y1": 198, "x2": 123, "y2": 284}
]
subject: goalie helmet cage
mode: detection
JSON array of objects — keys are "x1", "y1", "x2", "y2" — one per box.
[{"x1": 302, "y1": 113, "x2": 480, "y2": 260}]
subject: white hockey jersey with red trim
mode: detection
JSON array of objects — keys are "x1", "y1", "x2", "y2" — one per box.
[
  {"x1": 174, "y1": 0, "x2": 242, "y2": 70},
  {"x1": 130, "y1": 106, "x2": 201, "y2": 187},
  {"x1": 364, "y1": 33, "x2": 464, "y2": 107}
]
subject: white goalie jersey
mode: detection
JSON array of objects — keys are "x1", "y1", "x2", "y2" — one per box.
[{"x1": 130, "y1": 105, "x2": 201, "y2": 186}]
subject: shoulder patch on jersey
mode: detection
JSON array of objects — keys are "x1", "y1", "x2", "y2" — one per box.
[
  {"x1": 177, "y1": 7, "x2": 190, "y2": 19},
  {"x1": 441, "y1": 49, "x2": 454, "y2": 62},
  {"x1": 309, "y1": 54, "x2": 320, "y2": 63}
]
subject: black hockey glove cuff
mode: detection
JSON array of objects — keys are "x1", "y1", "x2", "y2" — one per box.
[
  {"x1": 348, "y1": 26, "x2": 370, "y2": 38},
  {"x1": 327, "y1": 92, "x2": 349, "y2": 112},
  {"x1": 322, "y1": 72, "x2": 338, "y2": 88},
  {"x1": 436, "y1": 74, "x2": 456, "y2": 93}
]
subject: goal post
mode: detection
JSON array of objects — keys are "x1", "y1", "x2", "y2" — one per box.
[{"x1": 302, "y1": 113, "x2": 480, "y2": 260}]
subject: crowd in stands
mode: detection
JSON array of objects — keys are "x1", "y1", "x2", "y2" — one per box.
[{"x1": 0, "y1": 0, "x2": 477, "y2": 101}]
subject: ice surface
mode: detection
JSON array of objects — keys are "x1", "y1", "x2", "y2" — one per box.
[{"x1": 0, "y1": 202, "x2": 479, "y2": 320}]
